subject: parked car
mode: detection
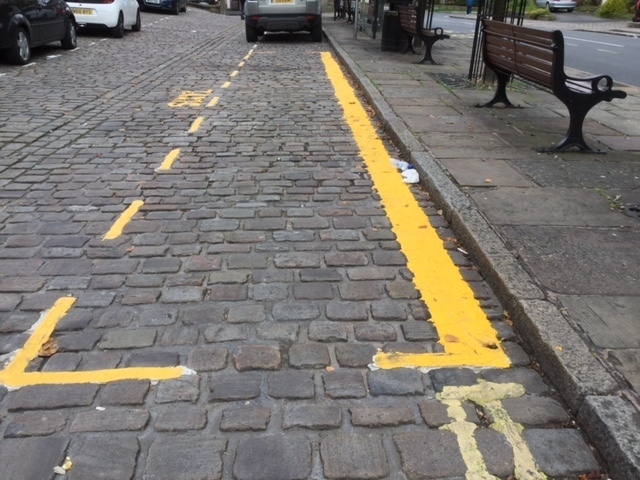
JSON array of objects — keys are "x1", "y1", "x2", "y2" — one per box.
[
  {"x1": 0, "y1": 0, "x2": 77, "y2": 64},
  {"x1": 243, "y1": 0, "x2": 322, "y2": 42},
  {"x1": 66, "y1": 0, "x2": 141, "y2": 38},
  {"x1": 137, "y1": 0, "x2": 187, "y2": 15},
  {"x1": 535, "y1": 0, "x2": 576, "y2": 12}
]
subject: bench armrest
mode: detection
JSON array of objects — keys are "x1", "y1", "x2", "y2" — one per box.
[{"x1": 564, "y1": 73, "x2": 628, "y2": 99}]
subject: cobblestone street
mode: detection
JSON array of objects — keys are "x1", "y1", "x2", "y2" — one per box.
[{"x1": 0, "y1": 9, "x2": 615, "y2": 479}]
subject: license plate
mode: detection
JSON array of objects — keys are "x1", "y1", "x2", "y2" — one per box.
[
  {"x1": 72, "y1": 8, "x2": 94, "y2": 14},
  {"x1": 147, "y1": 0, "x2": 161, "y2": 4},
  {"x1": 272, "y1": 0, "x2": 295, "y2": 3}
]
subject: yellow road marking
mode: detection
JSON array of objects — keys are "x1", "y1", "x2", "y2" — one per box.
[
  {"x1": 189, "y1": 117, "x2": 204, "y2": 133},
  {"x1": 230, "y1": 70, "x2": 238, "y2": 77},
  {"x1": 0, "y1": 297, "x2": 190, "y2": 389},
  {"x1": 167, "y1": 89, "x2": 213, "y2": 107},
  {"x1": 158, "y1": 148, "x2": 180, "y2": 171},
  {"x1": 239, "y1": 61, "x2": 245, "y2": 67},
  {"x1": 103, "y1": 200, "x2": 144, "y2": 240},
  {"x1": 320, "y1": 52, "x2": 510, "y2": 369},
  {"x1": 221, "y1": 81, "x2": 231, "y2": 89},
  {"x1": 439, "y1": 382, "x2": 546, "y2": 480},
  {"x1": 207, "y1": 96, "x2": 220, "y2": 108}
]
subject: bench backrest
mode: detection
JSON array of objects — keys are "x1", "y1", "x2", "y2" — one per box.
[
  {"x1": 481, "y1": 19, "x2": 565, "y2": 90},
  {"x1": 397, "y1": 5, "x2": 418, "y2": 33}
]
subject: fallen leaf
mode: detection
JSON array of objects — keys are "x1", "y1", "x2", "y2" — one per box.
[
  {"x1": 555, "y1": 346, "x2": 563, "y2": 352},
  {"x1": 38, "y1": 339, "x2": 59, "y2": 357},
  {"x1": 485, "y1": 178, "x2": 492, "y2": 183},
  {"x1": 444, "y1": 334, "x2": 460, "y2": 343},
  {"x1": 325, "y1": 366, "x2": 335, "y2": 372}
]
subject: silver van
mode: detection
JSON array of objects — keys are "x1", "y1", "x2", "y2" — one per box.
[{"x1": 243, "y1": 0, "x2": 322, "y2": 42}]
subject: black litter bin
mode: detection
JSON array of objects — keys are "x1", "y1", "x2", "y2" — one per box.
[{"x1": 381, "y1": 11, "x2": 405, "y2": 52}]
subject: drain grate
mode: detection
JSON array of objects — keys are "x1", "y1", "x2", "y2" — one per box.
[
  {"x1": 623, "y1": 205, "x2": 640, "y2": 221},
  {"x1": 431, "y1": 73, "x2": 474, "y2": 89}
]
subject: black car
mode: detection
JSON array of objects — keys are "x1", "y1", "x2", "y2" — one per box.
[
  {"x1": 137, "y1": 0, "x2": 187, "y2": 15},
  {"x1": 0, "y1": 0, "x2": 77, "y2": 65}
]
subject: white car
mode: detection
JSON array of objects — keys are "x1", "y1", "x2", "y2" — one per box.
[{"x1": 67, "y1": 0, "x2": 141, "y2": 38}]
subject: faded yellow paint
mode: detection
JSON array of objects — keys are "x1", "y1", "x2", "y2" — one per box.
[
  {"x1": 439, "y1": 382, "x2": 546, "y2": 480},
  {"x1": 188, "y1": 117, "x2": 204, "y2": 133},
  {"x1": 230, "y1": 70, "x2": 238, "y2": 77},
  {"x1": 167, "y1": 89, "x2": 213, "y2": 107},
  {"x1": 239, "y1": 61, "x2": 245, "y2": 67},
  {"x1": 103, "y1": 200, "x2": 144, "y2": 240},
  {"x1": 0, "y1": 297, "x2": 190, "y2": 389},
  {"x1": 221, "y1": 82, "x2": 231, "y2": 89},
  {"x1": 320, "y1": 51, "x2": 510, "y2": 370},
  {"x1": 207, "y1": 96, "x2": 220, "y2": 108},
  {"x1": 441, "y1": 399, "x2": 497, "y2": 480}
]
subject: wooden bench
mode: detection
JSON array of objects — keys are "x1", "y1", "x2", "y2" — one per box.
[
  {"x1": 396, "y1": 4, "x2": 449, "y2": 65},
  {"x1": 479, "y1": 18, "x2": 627, "y2": 153},
  {"x1": 334, "y1": 0, "x2": 353, "y2": 23}
]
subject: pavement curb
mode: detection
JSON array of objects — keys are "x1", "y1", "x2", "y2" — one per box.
[{"x1": 323, "y1": 26, "x2": 640, "y2": 479}]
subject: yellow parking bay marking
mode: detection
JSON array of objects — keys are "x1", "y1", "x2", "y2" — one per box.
[
  {"x1": 207, "y1": 96, "x2": 220, "y2": 108},
  {"x1": 440, "y1": 382, "x2": 546, "y2": 480},
  {"x1": 321, "y1": 52, "x2": 510, "y2": 370},
  {"x1": 0, "y1": 298, "x2": 190, "y2": 389},
  {"x1": 230, "y1": 70, "x2": 239, "y2": 77},
  {"x1": 103, "y1": 200, "x2": 144, "y2": 240},
  {"x1": 158, "y1": 148, "x2": 180, "y2": 172},
  {"x1": 167, "y1": 89, "x2": 213, "y2": 107},
  {"x1": 189, "y1": 117, "x2": 204, "y2": 133},
  {"x1": 221, "y1": 81, "x2": 231, "y2": 89}
]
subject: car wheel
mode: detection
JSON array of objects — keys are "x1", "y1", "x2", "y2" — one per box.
[
  {"x1": 132, "y1": 9, "x2": 142, "y2": 31},
  {"x1": 112, "y1": 12, "x2": 125, "y2": 38},
  {"x1": 172, "y1": 1, "x2": 180, "y2": 14},
  {"x1": 8, "y1": 27, "x2": 31, "y2": 65},
  {"x1": 61, "y1": 20, "x2": 77, "y2": 49},
  {"x1": 245, "y1": 24, "x2": 258, "y2": 42},
  {"x1": 180, "y1": 1, "x2": 187, "y2": 12},
  {"x1": 567, "y1": 8, "x2": 573, "y2": 12},
  {"x1": 311, "y1": 22, "x2": 322, "y2": 42}
]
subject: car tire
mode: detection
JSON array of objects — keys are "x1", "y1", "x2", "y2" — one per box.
[
  {"x1": 112, "y1": 13, "x2": 125, "y2": 38},
  {"x1": 567, "y1": 8, "x2": 573, "y2": 12},
  {"x1": 311, "y1": 22, "x2": 322, "y2": 42},
  {"x1": 172, "y1": 2, "x2": 180, "y2": 14},
  {"x1": 246, "y1": 24, "x2": 258, "y2": 42},
  {"x1": 180, "y1": 1, "x2": 187, "y2": 12},
  {"x1": 132, "y1": 9, "x2": 142, "y2": 31},
  {"x1": 8, "y1": 27, "x2": 31, "y2": 65},
  {"x1": 61, "y1": 20, "x2": 77, "y2": 49}
]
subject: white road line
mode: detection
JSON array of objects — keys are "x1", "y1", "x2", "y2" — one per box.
[{"x1": 564, "y1": 36, "x2": 623, "y2": 47}]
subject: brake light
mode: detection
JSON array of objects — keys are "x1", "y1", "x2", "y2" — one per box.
[{"x1": 102, "y1": 0, "x2": 115, "y2": 3}]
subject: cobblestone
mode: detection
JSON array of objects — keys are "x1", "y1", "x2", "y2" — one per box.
[
  {"x1": 320, "y1": 434, "x2": 390, "y2": 479},
  {"x1": 219, "y1": 406, "x2": 271, "y2": 431}
]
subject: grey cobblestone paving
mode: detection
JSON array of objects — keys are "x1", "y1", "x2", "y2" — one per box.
[{"x1": 0, "y1": 8, "x2": 608, "y2": 480}]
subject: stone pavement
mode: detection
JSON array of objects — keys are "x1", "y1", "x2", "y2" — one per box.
[
  {"x1": 0, "y1": 7, "x2": 636, "y2": 480},
  {"x1": 323, "y1": 11, "x2": 640, "y2": 480}
]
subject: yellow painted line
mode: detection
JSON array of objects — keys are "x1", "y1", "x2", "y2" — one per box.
[
  {"x1": 0, "y1": 297, "x2": 75, "y2": 378},
  {"x1": 230, "y1": 70, "x2": 238, "y2": 77},
  {"x1": 167, "y1": 89, "x2": 213, "y2": 107},
  {"x1": 320, "y1": 51, "x2": 510, "y2": 369},
  {"x1": 103, "y1": 200, "x2": 144, "y2": 240},
  {"x1": 189, "y1": 117, "x2": 204, "y2": 133},
  {"x1": 441, "y1": 399, "x2": 497, "y2": 480},
  {"x1": 157, "y1": 148, "x2": 180, "y2": 172},
  {"x1": 207, "y1": 96, "x2": 220, "y2": 108},
  {"x1": 0, "y1": 297, "x2": 191, "y2": 389},
  {"x1": 221, "y1": 81, "x2": 231, "y2": 89},
  {"x1": 239, "y1": 61, "x2": 245, "y2": 67},
  {"x1": 439, "y1": 382, "x2": 546, "y2": 480}
]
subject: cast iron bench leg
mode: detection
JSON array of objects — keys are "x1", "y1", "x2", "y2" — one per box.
[{"x1": 477, "y1": 71, "x2": 517, "y2": 108}]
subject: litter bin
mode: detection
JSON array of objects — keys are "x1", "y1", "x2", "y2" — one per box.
[{"x1": 380, "y1": 11, "x2": 404, "y2": 52}]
